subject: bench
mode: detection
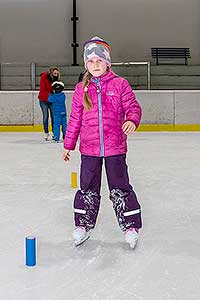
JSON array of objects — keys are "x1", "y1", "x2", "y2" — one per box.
[{"x1": 151, "y1": 48, "x2": 191, "y2": 65}]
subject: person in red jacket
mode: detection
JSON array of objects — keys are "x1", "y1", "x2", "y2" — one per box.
[{"x1": 38, "y1": 66, "x2": 60, "y2": 140}]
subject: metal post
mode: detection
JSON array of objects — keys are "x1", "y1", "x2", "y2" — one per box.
[
  {"x1": 156, "y1": 48, "x2": 158, "y2": 65},
  {"x1": 30, "y1": 62, "x2": 36, "y2": 90},
  {"x1": 129, "y1": 62, "x2": 151, "y2": 90},
  {"x1": 147, "y1": 62, "x2": 151, "y2": 90},
  {"x1": 71, "y1": 0, "x2": 79, "y2": 66}
]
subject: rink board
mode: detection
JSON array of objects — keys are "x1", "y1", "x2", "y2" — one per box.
[{"x1": 0, "y1": 90, "x2": 200, "y2": 130}]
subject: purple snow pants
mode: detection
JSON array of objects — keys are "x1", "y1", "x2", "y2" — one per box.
[{"x1": 74, "y1": 154, "x2": 142, "y2": 232}]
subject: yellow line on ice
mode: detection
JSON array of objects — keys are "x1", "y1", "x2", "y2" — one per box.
[{"x1": 0, "y1": 124, "x2": 200, "y2": 132}]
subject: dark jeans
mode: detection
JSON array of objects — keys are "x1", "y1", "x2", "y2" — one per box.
[
  {"x1": 39, "y1": 100, "x2": 54, "y2": 134},
  {"x1": 74, "y1": 154, "x2": 142, "y2": 232}
]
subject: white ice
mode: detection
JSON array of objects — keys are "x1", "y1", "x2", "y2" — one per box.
[{"x1": 0, "y1": 132, "x2": 200, "y2": 300}]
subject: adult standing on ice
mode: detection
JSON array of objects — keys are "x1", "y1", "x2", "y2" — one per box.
[
  {"x1": 38, "y1": 66, "x2": 60, "y2": 141},
  {"x1": 63, "y1": 36, "x2": 142, "y2": 249}
]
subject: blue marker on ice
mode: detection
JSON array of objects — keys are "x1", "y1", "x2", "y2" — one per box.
[{"x1": 25, "y1": 236, "x2": 36, "y2": 266}]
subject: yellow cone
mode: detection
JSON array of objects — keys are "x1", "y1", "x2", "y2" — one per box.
[{"x1": 71, "y1": 172, "x2": 77, "y2": 188}]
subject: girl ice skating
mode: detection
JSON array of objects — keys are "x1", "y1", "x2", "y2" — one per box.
[{"x1": 63, "y1": 36, "x2": 142, "y2": 248}]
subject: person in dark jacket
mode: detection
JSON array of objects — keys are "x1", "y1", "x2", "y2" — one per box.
[
  {"x1": 38, "y1": 66, "x2": 60, "y2": 140},
  {"x1": 48, "y1": 81, "x2": 67, "y2": 142},
  {"x1": 78, "y1": 70, "x2": 86, "y2": 83}
]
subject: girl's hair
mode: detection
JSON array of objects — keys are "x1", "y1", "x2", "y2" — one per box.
[
  {"x1": 82, "y1": 70, "x2": 92, "y2": 110},
  {"x1": 82, "y1": 66, "x2": 110, "y2": 110}
]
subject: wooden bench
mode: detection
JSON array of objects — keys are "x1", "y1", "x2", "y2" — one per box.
[{"x1": 151, "y1": 48, "x2": 191, "y2": 65}]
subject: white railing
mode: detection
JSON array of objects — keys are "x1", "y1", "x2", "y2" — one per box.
[
  {"x1": 112, "y1": 61, "x2": 151, "y2": 90},
  {"x1": 0, "y1": 61, "x2": 151, "y2": 90},
  {"x1": 0, "y1": 62, "x2": 36, "y2": 90}
]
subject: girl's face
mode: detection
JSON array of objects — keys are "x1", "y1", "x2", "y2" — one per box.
[{"x1": 86, "y1": 58, "x2": 108, "y2": 77}]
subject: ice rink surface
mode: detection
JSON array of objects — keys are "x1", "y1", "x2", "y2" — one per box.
[{"x1": 0, "y1": 132, "x2": 200, "y2": 300}]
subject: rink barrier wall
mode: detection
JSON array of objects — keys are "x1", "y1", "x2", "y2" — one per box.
[{"x1": 0, "y1": 91, "x2": 200, "y2": 131}]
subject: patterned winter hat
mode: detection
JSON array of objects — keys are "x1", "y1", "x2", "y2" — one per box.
[
  {"x1": 52, "y1": 81, "x2": 64, "y2": 88},
  {"x1": 52, "y1": 81, "x2": 64, "y2": 93},
  {"x1": 83, "y1": 36, "x2": 111, "y2": 68}
]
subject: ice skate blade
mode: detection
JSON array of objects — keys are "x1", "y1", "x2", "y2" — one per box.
[
  {"x1": 74, "y1": 234, "x2": 91, "y2": 247},
  {"x1": 128, "y1": 240, "x2": 138, "y2": 249}
]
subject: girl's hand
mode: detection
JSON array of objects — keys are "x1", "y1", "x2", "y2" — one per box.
[
  {"x1": 122, "y1": 121, "x2": 136, "y2": 135},
  {"x1": 63, "y1": 149, "x2": 71, "y2": 161}
]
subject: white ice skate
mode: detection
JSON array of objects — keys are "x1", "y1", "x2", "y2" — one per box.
[
  {"x1": 51, "y1": 133, "x2": 54, "y2": 140},
  {"x1": 125, "y1": 228, "x2": 139, "y2": 249},
  {"x1": 73, "y1": 226, "x2": 91, "y2": 246},
  {"x1": 44, "y1": 133, "x2": 50, "y2": 141}
]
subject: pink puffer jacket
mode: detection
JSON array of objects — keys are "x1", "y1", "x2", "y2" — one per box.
[{"x1": 64, "y1": 70, "x2": 142, "y2": 157}]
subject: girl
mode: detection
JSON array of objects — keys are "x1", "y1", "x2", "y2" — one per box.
[{"x1": 63, "y1": 37, "x2": 142, "y2": 249}]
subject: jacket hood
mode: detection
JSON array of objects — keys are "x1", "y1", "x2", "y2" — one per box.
[{"x1": 40, "y1": 71, "x2": 48, "y2": 77}]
